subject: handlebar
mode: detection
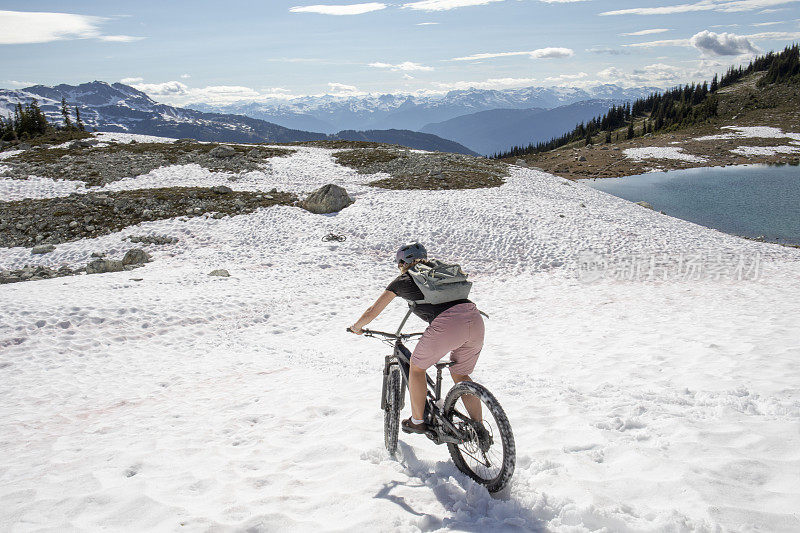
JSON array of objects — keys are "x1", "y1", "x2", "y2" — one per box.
[{"x1": 346, "y1": 327, "x2": 423, "y2": 340}]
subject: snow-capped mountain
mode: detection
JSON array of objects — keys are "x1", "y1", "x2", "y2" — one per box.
[
  {"x1": 0, "y1": 82, "x2": 478, "y2": 154},
  {"x1": 189, "y1": 85, "x2": 659, "y2": 133},
  {"x1": 0, "y1": 81, "x2": 328, "y2": 144}
]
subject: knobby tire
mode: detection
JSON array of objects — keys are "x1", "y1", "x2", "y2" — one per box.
[
  {"x1": 383, "y1": 366, "x2": 402, "y2": 456},
  {"x1": 443, "y1": 381, "x2": 516, "y2": 493}
]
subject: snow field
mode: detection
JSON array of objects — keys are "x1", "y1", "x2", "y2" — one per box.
[
  {"x1": 2, "y1": 145, "x2": 800, "y2": 531},
  {"x1": 623, "y1": 147, "x2": 707, "y2": 163},
  {"x1": 731, "y1": 145, "x2": 800, "y2": 156}
]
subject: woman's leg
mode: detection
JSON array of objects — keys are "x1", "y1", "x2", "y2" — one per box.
[
  {"x1": 409, "y1": 363, "x2": 428, "y2": 421},
  {"x1": 451, "y1": 373, "x2": 482, "y2": 421}
]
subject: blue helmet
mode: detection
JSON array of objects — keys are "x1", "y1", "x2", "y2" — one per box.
[{"x1": 395, "y1": 242, "x2": 427, "y2": 266}]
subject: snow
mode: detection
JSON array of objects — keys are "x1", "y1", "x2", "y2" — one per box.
[
  {"x1": 731, "y1": 145, "x2": 800, "y2": 156},
  {"x1": 94, "y1": 131, "x2": 178, "y2": 144},
  {"x1": 2, "y1": 144, "x2": 800, "y2": 532},
  {"x1": 695, "y1": 126, "x2": 800, "y2": 142},
  {"x1": 623, "y1": 146, "x2": 707, "y2": 163},
  {"x1": 0, "y1": 175, "x2": 86, "y2": 201}
]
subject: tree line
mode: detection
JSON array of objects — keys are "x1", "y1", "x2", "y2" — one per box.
[
  {"x1": 1, "y1": 97, "x2": 86, "y2": 142},
  {"x1": 493, "y1": 44, "x2": 799, "y2": 159}
]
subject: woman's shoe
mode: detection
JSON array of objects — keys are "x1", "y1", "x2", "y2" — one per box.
[{"x1": 401, "y1": 417, "x2": 429, "y2": 434}]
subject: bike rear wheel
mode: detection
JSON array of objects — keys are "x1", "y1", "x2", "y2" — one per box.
[
  {"x1": 383, "y1": 366, "x2": 402, "y2": 456},
  {"x1": 443, "y1": 381, "x2": 515, "y2": 493}
]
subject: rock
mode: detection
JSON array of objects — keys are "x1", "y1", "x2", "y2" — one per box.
[
  {"x1": 515, "y1": 159, "x2": 528, "y2": 167},
  {"x1": 86, "y1": 259, "x2": 124, "y2": 274},
  {"x1": 301, "y1": 184, "x2": 354, "y2": 214},
  {"x1": 173, "y1": 138, "x2": 197, "y2": 144},
  {"x1": 31, "y1": 244, "x2": 56, "y2": 254},
  {"x1": 577, "y1": 155, "x2": 587, "y2": 162},
  {"x1": 635, "y1": 201, "x2": 654, "y2": 210},
  {"x1": 142, "y1": 209, "x2": 154, "y2": 219},
  {"x1": 122, "y1": 248, "x2": 151, "y2": 266},
  {"x1": 18, "y1": 143, "x2": 32, "y2": 150},
  {"x1": 68, "y1": 220, "x2": 79, "y2": 229},
  {"x1": 209, "y1": 145, "x2": 237, "y2": 158},
  {"x1": 211, "y1": 185, "x2": 233, "y2": 194},
  {"x1": 209, "y1": 269, "x2": 230, "y2": 277}
]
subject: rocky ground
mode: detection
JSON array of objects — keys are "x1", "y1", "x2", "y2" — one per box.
[
  {"x1": 3, "y1": 139, "x2": 294, "y2": 186},
  {"x1": 0, "y1": 187, "x2": 295, "y2": 248},
  {"x1": 0, "y1": 247, "x2": 152, "y2": 284},
  {"x1": 513, "y1": 74, "x2": 800, "y2": 180},
  {"x1": 332, "y1": 147, "x2": 508, "y2": 189}
]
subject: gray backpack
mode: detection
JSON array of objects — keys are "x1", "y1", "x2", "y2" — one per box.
[{"x1": 407, "y1": 259, "x2": 472, "y2": 305}]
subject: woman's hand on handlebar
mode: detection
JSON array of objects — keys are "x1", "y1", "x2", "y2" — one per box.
[{"x1": 347, "y1": 325, "x2": 364, "y2": 335}]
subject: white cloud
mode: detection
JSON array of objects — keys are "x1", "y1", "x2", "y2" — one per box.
[
  {"x1": 544, "y1": 72, "x2": 589, "y2": 83},
  {"x1": 180, "y1": 74, "x2": 191, "y2": 79},
  {"x1": 620, "y1": 28, "x2": 671, "y2": 36},
  {"x1": 539, "y1": 0, "x2": 591, "y2": 2},
  {"x1": 328, "y1": 82, "x2": 360, "y2": 92},
  {"x1": 130, "y1": 81, "x2": 294, "y2": 106},
  {"x1": 602, "y1": 0, "x2": 800, "y2": 16},
  {"x1": 417, "y1": 22, "x2": 440, "y2": 24},
  {"x1": 586, "y1": 47, "x2": 629, "y2": 55},
  {"x1": 452, "y1": 47, "x2": 573, "y2": 61},
  {"x1": 432, "y1": 77, "x2": 538, "y2": 90},
  {"x1": 746, "y1": 30, "x2": 800, "y2": 39},
  {"x1": 120, "y1": 77, "x2": 143, "y2": 84},
  {"x1": 98, "y1": 35, "x2": 143, "y2": 42},
  {"x1": 690, "y1": 30, "x2": 759, "y2": 55},
  {"x1": 402, "y1": 0, "x2": 504, "y2": 11},
  {"x1": 625, "y1": 38, "x2": 692, "y2": 48},
  {"x1": 289, "y1": 3, "x2": 387, "y2": 15},
  {"x1": 369, "y1": 61, "x2": 434, "y2": 71},
  {"x1": 751, "y1": 20, "x2": 782, "y2": 25},
  {"x1": 0, "y1": 10, "x2": 141, "y2": 44},
  {"x1": 403, "y1": 74, "x2": 415, "y2": 80},
  {"x1": 2, "y1": 80, "x2": 34, "y2": 88}
]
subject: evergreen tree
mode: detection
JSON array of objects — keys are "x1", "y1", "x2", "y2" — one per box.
[
  {"x1": 61, "y1": 97, "x2": 72, "y2": 129},
  {"x1": 75, "y1": 106, "x2": 85, "y2": 131},
  {"x1": 627, "y1": 122, "x2": 635, "y2": 140}
]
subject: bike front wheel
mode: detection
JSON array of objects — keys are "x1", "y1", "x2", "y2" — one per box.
[
  {"x1": 383, "y1": 365, "x2": 402, "y2": 456},
  {"x1": 443, "y1": 381, "x2": 515, "y2": 493}
]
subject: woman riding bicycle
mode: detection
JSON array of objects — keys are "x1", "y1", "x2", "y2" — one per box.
[{"x1": 349, "y1": 242, "x2": 485, "y2": 435}]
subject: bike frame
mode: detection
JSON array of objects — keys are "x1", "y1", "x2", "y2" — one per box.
[{"x1": 370, "y1": 309, "x2": 471, "y2": 446}]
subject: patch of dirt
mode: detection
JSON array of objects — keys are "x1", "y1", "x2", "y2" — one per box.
[
  {"x1": 333, "y1": 148, "x2": 509, "y2": 190},
  {"x1": 3, "y1": 141, "x2": 295, "y2": 186},
  {"x1": 0, "y1": 187, "x2": 296, "y2": 248}
]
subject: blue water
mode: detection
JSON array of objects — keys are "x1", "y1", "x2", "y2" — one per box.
[{"x1": 584, "y1": 164, "x2": 800, "y2": 246}]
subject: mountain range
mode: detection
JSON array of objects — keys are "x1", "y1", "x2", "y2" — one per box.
[
  {"x1": 421, "y1": 99, "x2": 633, "y2": 156},
  {"x1": 0, "y1": 82, "x2": 476, "y2": 154},
  {"x1": 189, "y1": 85, "x2": 659, "y2": 134},
  {"x1": 1, "y1": 81, "x2": 660, "y2": 156}
]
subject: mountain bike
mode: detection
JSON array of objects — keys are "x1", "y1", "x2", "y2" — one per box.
[{"x1": 349, "y1": 309, "x2": 515, "y2": 493}]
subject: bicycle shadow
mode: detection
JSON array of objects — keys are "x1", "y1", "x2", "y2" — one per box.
[{"x1": 373, "y1": 442, "x2": 546, "y2": 532}]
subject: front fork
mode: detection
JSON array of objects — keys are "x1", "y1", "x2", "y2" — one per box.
[{"x1": 381, "y1": 355, "x2": 405, "y2": 411}]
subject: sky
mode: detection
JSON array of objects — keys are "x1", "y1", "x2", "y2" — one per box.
[{"x1": 1, "y1": 0, "x2": 799, "y2": 106}]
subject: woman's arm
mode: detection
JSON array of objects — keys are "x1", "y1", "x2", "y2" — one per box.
[{"x1": 350, "y1": 290, "x2": 396, "y2": 334}]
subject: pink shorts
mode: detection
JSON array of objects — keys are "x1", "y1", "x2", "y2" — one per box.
[{"x1": 411, "y1": 303, "x2": 484, "y2": 375}]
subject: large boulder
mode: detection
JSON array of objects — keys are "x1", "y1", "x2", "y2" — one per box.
[
  {"x1": 31, "y1": 244, "x2": 56, "y2": 255},
  {"x1": 86, "y1": 259, "x2": 124, "y2": 274},
  {"x1": 122, "y1": 248, "x2": 151, "y2": 266},
  {"x1": 301, "y1": 184, "x2": 354, "y2": 214}
]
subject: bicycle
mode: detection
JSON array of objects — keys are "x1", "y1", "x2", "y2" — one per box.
[{"x1": 348, "y1": 309, "x2": 516, "y2": 493}]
